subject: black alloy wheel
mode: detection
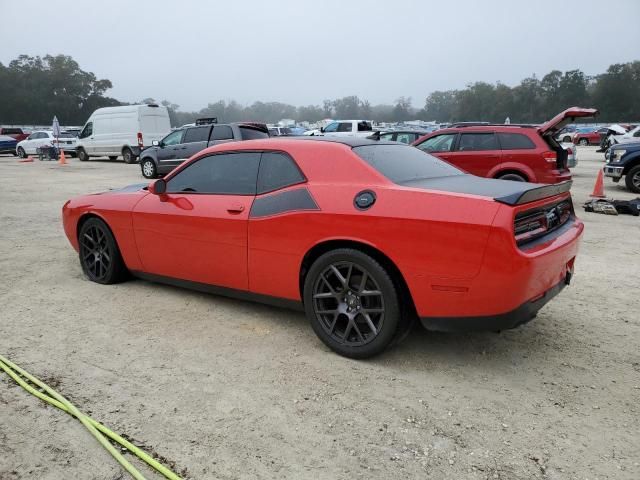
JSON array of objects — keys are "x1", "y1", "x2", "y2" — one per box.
[
  {"x1": 17, "y1": 147, "x2": 26, "y2": 158},
  {"x1": 78, "y1": 218, "x2": 127, "y2": 284},
  {"x1": 304, "y1": 249, "x2": 400, "y2": 358}
]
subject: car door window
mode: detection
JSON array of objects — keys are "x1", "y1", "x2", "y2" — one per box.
[
  {"x1": 323, "y1": 122, "x2": 338, "y2": 133},
  {"x1": 257, "y1": 152, "x2": 306, "y2": 194},
  {"x1": 416, "y1": 133, "x2": 456, "y2": 153},
  {"x1": 212, "y1": 125, "x2": 234, "y2": 140},
  {"x1": 380, "y1": 133, "x2": 395, "y2": 141},
  {"x1": 457, "y1": 133, "x2": 498, "y2": 151},
  {"x1": 337, "y1": 122, "x2": 352, "y2": 132},
  {"x1": 183, "y1": 127, "x2": 210, "y2": 143},
  {"x1": 162, "y1": 130, "x2": 184, "y2": 146},
  {"x1": 357, "y1": 121, "x2": 372, "y2": 132},
  {"x1": 497, "y1": 133, "x2": 535, "y2": 150},
  {"x1": 167, "y1": 152, "x2": 261, "y2": 194},
  {"x1": 79, "y1": 123, "x2": 93, "y2": 139},
  {"x1": 396, "y1": 133, "x2": 413, "y2": 144}
]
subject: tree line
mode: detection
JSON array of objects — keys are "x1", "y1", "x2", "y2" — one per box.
[{"x1": 1, "y1": 54, "x2": 638, "y2": 127}]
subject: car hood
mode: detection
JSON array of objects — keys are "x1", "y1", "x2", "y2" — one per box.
[
  {"x1": 96, "y1": 183, "x2": 149, "y2": 195},
  {"x1": 538, "y1": 107, "x2": 599, "y2": 136},
  {"x1": 401, "y1": 174, "x2": 572, "y2": 206}
]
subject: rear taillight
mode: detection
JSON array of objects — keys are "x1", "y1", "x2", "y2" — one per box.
[
  {"x1": 542, "y1": 151, "x2": 557, "y2": 164},
  {"x1": 137, "y1": 132, "x2": 143, "y2": 148},
  {"x1": 514, "y1": 200, "x2": 572, "y2": 245}
]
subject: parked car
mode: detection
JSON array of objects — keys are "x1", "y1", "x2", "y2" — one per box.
[
  {"x1": 75, "y1": 104, "x2": 171, "y2": 163},
  {"x1": 306, "y1": 120, "x2": 374, "y2": 137},
  {"x1": 16, "y1": 130, "x2": 77, "y2": 158},
  {"x1": 603, "y1": 142, "x2": 640, "y2": 193},
  {"x1": 376, "y1": 130, "x2": 429, "y2": 144},
  {"x1": 0, "y1": 135, "x2": 18, "y2": 154},
  {"x1": 412, "y1": 107, "x2": 599, "y2": 183},
  {"x1": 62, "y1": 137, "x2": 583, "y2": 358},
  {"x1": 555, "y1": 126, "x2": 577, "y2": 143},
  {"x1": 0, "y1": 127, "x2": 29, "y2": 142},
  {"x1": 609, "y1": 125, "x2": 640, "y2": 146},
  {"x1": 268, "y1": 126, "x2": 293, "y2": 136},
  {"x1": 138, "y1": 121, "x2": 269, "y2": 179},
  {"x1": 573, "y1": 127, "x2": 608, "y2": 146}
]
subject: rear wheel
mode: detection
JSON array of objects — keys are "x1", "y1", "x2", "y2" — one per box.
[
  {"x1": 78, "y1": 217, "x2": 127, "y2": 284},
  {"x1": 579, "y1": 138, "x2": 589, "y2": 146},
  {"x1": 562, "y1": 136, "x2": 572, "y2": 143},
  {"x1": 140, "y1": 158, "x2": 158, "y2": 179},
  {"x1": 17, "y1": 147, "x2": 26, "y2": 158},
  {"x1": 122, "y1": 147, "x2": 136, "y2": 164},
  {"x1": 497, "y1": 172, "x2": 527, "y2": 182},
  {"x1": 625, "y1": 165, "x2": 640, "y2": 194},
  {"x1": 303, "y1": 248, "x2": 400, "y2": 359},
  {"x1": 108, "y1": 156, "x2": 118, "y2": 161},
  {"x1": 77, "y1": 148, "x2": 89, "y2": 161}
]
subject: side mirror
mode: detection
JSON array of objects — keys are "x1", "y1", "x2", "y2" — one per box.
[
  {"x1": 152, "y1": 140, "x2": 160, "y2": 147},
  {"x1": 320, "y1": 127, "x2": 325, "y2": 133},
  {"x1": 149, "y1": 178, "x2": 166, "y2": 195}
]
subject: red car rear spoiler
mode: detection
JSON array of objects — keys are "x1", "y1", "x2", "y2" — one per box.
[{"x1": 494, "y1": 181, "x2": 573, "y2": 205}]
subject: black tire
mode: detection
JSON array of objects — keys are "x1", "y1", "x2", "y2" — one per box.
[
  {"x1": 108, "y1": 156, "x2": 118, "y2": 161},
  {"x1": 140, "y1": 158, "x2": 158, "y2": 179},
  {"x1": 78, "y1": 217, "x2": 127, "y2": 284},
  {"x1": 497, "y1": 172, "x2": 527, "y2": 182},
  {"x1": 625, "y1": 165, "x2": 640, "y2": 194},
  {"x1": 17, "y1": 147, "x2": 26, "y2": 158},
  {"x1": 77, "y1": 148, "x2": 89, "y2": 161},
  {"x1": 579, "y1": 138, "x2": 589, "y2": 146},
  {"x1": 122, "y1": 147, "x2": 136, "y2": 164},
  {"x1": 303, "y1": 248, "x2": 400, "y2": 359},
  {"x1": 562, "y1": 136, "x2": 572, "y2": 143}
]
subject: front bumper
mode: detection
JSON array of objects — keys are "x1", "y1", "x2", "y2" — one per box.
[
  {"x1": 420, "y1": 272, "x2": 570, "y2": 332},
  {"x1": 604, "y1": 165, "x2": 624, "y2": 181}
]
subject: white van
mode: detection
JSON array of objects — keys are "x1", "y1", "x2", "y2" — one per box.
[{"x1": 76, "y1": 104, "x2": 171, "y2": 163}]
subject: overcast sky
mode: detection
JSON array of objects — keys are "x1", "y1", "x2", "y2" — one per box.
[{"x1": 2, "y1": 0, "x2": 639, "y2": 111}]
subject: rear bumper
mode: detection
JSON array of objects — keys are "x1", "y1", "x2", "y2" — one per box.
[{"x1": 420, "y1": 274, "x2": 569, "y2": 332}]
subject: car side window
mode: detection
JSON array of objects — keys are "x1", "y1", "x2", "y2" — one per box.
[
  {"x1": 323, "y1": 122, "x2": 338, "y2": 133},
  {"x1": 239, "y1": 126, "x2": 269, "y2": 140},
  {"x1": 634, "y1": 129, "x2": 640, "y2": 137},
  {"x1": 337, "y1": 122, "x2": 352, "y2": 132},
  {"x1": 166, "y1": 152, "x2": 261, "y2": 195},
  {"x1": 497, "y1": 133, "x2": 535, "y2": 150},
  {"x1": 416, "y1": 133, "x2": 456, "y2": 153},
  {"x1": 380, "y1": 133, "x2": 395, "y2": 141},
  {"x1": 257, "y1": 152, "x2": 306, "y2": 194},
  {"x1": 162, "y1": 130, "x2": 184, "y2": 146},
  {"x1": 396, "y1": 133, "x2": 412, "y2": 144},
  {"x1": 457, "y1": 133, "x2": 498, "y2": 151},
  {"x1": 79, "y1": 123, "x2": 93, "y2": 139},
  {"x1": 357, "y1": 121, "x2": 372, "y2": 132},
  {"x1": 183, "y1": 126, "x2": 210, "y2": 143},
  {"x1": 212, "y1": 125, "x2": 234, "y2": 140}
]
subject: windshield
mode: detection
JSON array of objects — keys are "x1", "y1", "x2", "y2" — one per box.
[{"x1": 353, "y1": 145, "x2": 462, "y2": 183}]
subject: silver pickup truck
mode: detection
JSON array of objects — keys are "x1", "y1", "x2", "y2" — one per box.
[{"x1": 139, "y1": 120, "x2": 269, "y2": 179}]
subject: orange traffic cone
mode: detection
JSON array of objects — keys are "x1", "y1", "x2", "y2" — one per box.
[
  {"x1": 19, "y1": 155, "x2": 34, "y2": 163},
  {"x1": 590, "y1": 169, "x2": 606, "y2": 198},
  {"x1": 58, "y1": 149, "x2": 67, "y2": 165}
]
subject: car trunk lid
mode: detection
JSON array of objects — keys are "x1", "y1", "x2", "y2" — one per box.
[{"x1": 537, "y1": 107, "x2": 599, "y2": 137}]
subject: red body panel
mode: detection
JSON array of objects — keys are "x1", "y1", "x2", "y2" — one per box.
[
  {"x1": 572, "y1": 131, "x2": 601, "y2": 145},
  {"x1": 62, "y1": 138, "x2": 584, "y2": 323}
]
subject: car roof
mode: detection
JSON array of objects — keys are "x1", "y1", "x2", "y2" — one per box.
[{"x1": 279, "y1": 136, "x2": 399, "y2": 147}]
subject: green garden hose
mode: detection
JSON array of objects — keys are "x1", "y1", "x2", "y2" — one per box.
[{"x1": 0, "y1": 353, "x2": 182, "y2": 480}]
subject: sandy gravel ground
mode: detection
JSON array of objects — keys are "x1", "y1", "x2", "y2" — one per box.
[{"x1": 0, "y1": 147, "x2": 638, "y2": 480}]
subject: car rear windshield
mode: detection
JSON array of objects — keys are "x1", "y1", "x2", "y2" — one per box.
[
  {"x1": 239, "y1": 126, "x2": 269, "y2": 140},
  {"x1": 353, "y1": 145, "x2": 462, "y2": 183}
]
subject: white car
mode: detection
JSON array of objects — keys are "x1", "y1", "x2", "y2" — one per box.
[
  {"x1": 306, "y1": 120, "x2": 374, "y2": 138},
  {"x1": 16, "y1": 130, "x2": 77, "y2": 158},
  {"x1": 610, "y1": 125, "x2": 640, "y2": 145}
]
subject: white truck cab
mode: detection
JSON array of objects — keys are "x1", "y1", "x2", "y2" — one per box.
[
  {"x1": 309, "y1": 120, "x2": 374, "y2": 137},
  {"x1": 75, "y1": 104, "x2": 171, "y2": 163}
]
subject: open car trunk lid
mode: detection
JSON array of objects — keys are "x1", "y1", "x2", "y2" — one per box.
[
  {"x1": 402, "y1": 175, "x2": 572, "y2": 206},
  {"x1": 538, "y1": 107, "x2": 599, "y2": 137}
]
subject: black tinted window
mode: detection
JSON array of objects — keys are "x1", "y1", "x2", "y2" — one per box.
[
  {"x1": 457, "y1": 133, "x2": 498, "y2": 151},
  {"x1": 337, "y1": 122, "x2": 352, "y2": 132},
  {"x1": 2, "y1": 128, "x2": 21, "y2": 134},
  {"x1": 212, "y1": 125, "x2": 234, "y2": 140},
  {"x1": 497, "y1": 133, "x2": 535, "y2": 150},
  {"x1": 167, "y1": 152, "x2": 260, "y2": 194},
  {"x1": 257, "y1": 152, "x2": 305, "y2": 194},
  {"x1": 353, "y1": 145, "x2": 462, "y2": 183},
  {"x1": 239, "y1": 126, "x2": 269, "y2": 140},
  {"x1": 79, "y1": 122, "x2": 92, "y2": 138},
  {"x1": 357, "y1": 121, "x2": 373, "y2": 132},
  {"x1": 183, "y1": 126, "x2": 210, "y2": 143}
]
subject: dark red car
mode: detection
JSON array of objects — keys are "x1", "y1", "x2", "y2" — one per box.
[
  {"x1": 572, "y1": 127, "x2": 608, "y2": 146},
  {"x1": 0, "y1": 127, "x2": 29, "y2": 142},
  {"x1": 413, "y1": 108, "x2": 598, "y2": 184},
  {"x1": 62, "y1": 138, "x2": 583, "y2": 358}
]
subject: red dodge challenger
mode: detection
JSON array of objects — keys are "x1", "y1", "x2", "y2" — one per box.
[{"x1": 63, "y1": 137, "x2": 583, "y2": 358}]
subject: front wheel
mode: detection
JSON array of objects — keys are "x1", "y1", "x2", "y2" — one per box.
[
  {"x1": 122, "y1": 147, "x2": 136, "y2": 164},
  {"x1": 17, "y1": 147, "x2": 26, "y2": 158},
  {"x1": 303, "y1": 249, "x2": 400, "y2": 359},
  {"x1": 77, "y1": 148, "x2": 89, "y2": 161},
  {"x1": 140, "y1": 158, "x2": 158, "y2": 179},
  {"x1": 78, "y1": 217, "x2": 127, "y2": 284},
  {"x1": 579, "y1": 138, "x2": 589, "y2": 146},
  {"x1": 625, "y1": 165, "x2": 640, "y2": 194}
]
